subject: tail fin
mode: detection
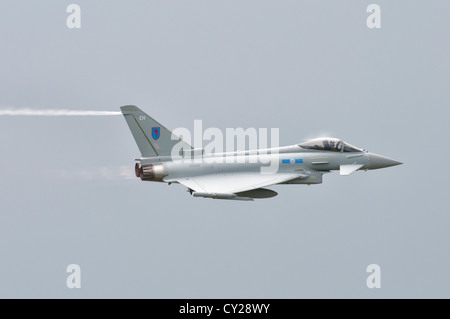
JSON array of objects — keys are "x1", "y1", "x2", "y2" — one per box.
[{"x1": 120, "y1": 105, "x2": 191, "y2": 158}]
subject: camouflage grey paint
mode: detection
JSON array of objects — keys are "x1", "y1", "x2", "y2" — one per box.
[{"x1": 122, "y1": 106, "x2": 402, "y2": 200}]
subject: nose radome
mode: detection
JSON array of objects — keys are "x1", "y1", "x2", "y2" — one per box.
[{"x1": 368, "y1": 153, "x2": 403, "y2": 169}]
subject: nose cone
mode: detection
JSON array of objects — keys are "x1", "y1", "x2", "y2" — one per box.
[{"x1": 368, "y1": 153, "x2": 403, "y2": 170}]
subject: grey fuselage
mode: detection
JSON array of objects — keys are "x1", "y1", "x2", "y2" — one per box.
[
  {"x1": 137, "y1": 145, "x2": 373, "y2": 185},
  {"x1": 121, "y1": 106, "x2": 402, "y2": 200}
]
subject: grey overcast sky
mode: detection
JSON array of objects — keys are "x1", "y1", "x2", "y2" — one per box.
[{"x1": 0, "y1": 1, "x2": 449, "y2": 298}]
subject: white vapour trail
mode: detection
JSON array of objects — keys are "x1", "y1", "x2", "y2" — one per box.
[
  {"x1": 0, "y1": 108, "x2": 121, "y2": 116},
  {"x1": 54, "y1": 166, "x2": 136, "y2": 181}
]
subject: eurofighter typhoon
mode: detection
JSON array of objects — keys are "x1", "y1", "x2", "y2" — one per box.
[{"x1": 121, "y1": 105, "x2": 402, "y2": 201}]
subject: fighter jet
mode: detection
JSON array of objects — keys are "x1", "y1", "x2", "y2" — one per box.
[{"x1": 121, "y1": 105, "x2": 402, "y2": 201}]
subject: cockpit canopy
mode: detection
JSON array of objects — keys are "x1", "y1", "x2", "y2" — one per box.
[{"x1": 298, "y1": 138, "x2": 363, "y2": 153}]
